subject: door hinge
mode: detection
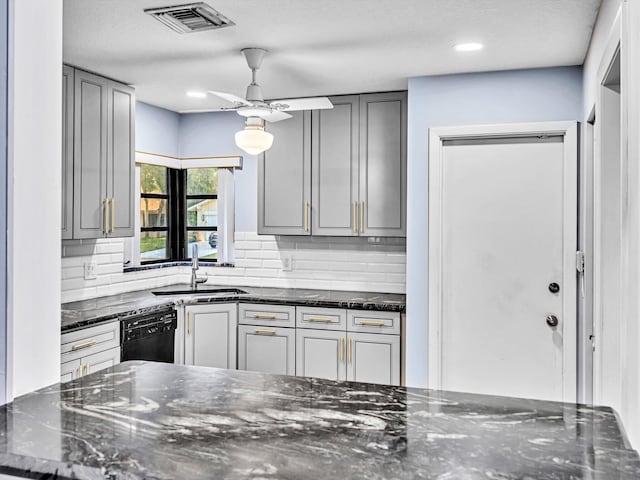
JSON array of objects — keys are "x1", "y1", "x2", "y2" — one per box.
[{"x1": 576, "y1": 251, "x2": 585, "y2": 274}]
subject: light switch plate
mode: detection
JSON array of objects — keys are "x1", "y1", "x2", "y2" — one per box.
[
  {"x1": 84, "y1": 262, "x2": 97, "y2": 280},
  {"x1": 281, "y1": 254, "x2": 293, "y2": 272}
]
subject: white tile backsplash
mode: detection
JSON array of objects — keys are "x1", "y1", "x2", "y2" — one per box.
[{"x1": 61, "y1": 232, "x2": 406, "y2": 303}]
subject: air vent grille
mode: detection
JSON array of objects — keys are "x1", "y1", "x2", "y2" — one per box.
[{"x1": 145, "y1": 2, "x2": 235, "y2": 34}]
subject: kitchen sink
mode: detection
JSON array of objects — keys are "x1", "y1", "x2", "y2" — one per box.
[{"x1": 152, "y1": 287, "x2": 249, "y2": 296}]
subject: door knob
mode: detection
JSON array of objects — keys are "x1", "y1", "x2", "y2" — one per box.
[
  {"x1": 546, "y1": 315, "x2": 559, "y2": 327},
  {"x1": 548, "y1": 282, "x2": 560, "y2": 294}
]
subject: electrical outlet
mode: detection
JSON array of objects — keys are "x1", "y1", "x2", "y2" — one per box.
[
  {"x1": 282, "y1": 254, "x2": 293, "y2": 272},
  {"x1": 84, "y1": 262, "x2": 97, "y2": 280}
]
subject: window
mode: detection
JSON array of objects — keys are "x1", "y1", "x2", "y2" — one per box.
[
  {"x1": 136, "y1": 164, "x2": 232, "y2": 265},
  {"x1": 140, "y1": 164, "x2": 169, "y2": 262},
  {"x1": 186, "y1": 168, "x2": 218, "y2": 260}
]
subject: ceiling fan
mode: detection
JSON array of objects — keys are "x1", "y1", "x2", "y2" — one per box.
[{"x1": 208, "y1": 47, "x2": 334, "y2": 124}]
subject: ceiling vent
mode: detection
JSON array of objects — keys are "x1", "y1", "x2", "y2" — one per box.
[{"x1": 145, "y1": 2, "x2": 235, "y2": 34}]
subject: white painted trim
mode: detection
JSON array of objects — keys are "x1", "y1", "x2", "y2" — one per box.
[
  {"x1": 592, "y1": 20, "x2": 622, "y2": 407},
  {"x1": 135, "y1": 151, "x2": 243, "y2": 169},
  {"x1": 428, "y1": 121, "x2": 579, "y2": 403}
]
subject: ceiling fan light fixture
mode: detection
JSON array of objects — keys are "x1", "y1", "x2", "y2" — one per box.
[{"x1": 235, "y1": 118, "x2": 274, "y2": 155}]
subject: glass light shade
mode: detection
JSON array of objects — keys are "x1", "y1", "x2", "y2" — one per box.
[{"x1": 235, "y1": 126, "x2": 274, "y2": 155}]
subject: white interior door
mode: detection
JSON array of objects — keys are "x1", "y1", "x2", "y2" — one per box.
[{"x1": 429, "y1": 123, "x2": 578, "y2": 402}]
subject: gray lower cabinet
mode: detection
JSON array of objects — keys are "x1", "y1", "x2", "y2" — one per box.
[
  {"x1": 61, "y1": 65, "x2": 74, "y2": 240},
  {"x1": 346, "y1": 332, "x2": 400, "y2": 385},
  {"x1": 295, "y1": 328, "x2": 346, "y2": 381},
  {"x1": 295, "y1": 307, "x2": 401, "y2": 385},
  {"x1": 184, "y1": 304, "x2": 237, "y2": 369},
  {"x1": 238, "y1": 325, "x2": 295, "y2": 375},
  {"x1": 60, "y1": 320, "x2": 121, "y2": 383},
  {"x1": 67, "y1": 65, "x2": 135, "y2": 239},
  {"x1": 258, "y1": 110, "x2": 311, "y2": 235}
]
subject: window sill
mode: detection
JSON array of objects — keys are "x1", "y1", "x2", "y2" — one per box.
[{"x1": 124, "y1": 261, "x2": 234, "y2": 273}]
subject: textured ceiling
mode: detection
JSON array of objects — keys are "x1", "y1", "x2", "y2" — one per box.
[{"x1": 63, "y1": 0, "x2": 601, "y2": 112}]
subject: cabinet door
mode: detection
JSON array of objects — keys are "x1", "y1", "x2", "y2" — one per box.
[
  {"x1": 296, "y1": 329, "x2": 346, "y2": 381},
  {"x1": 106, "y1": 81, "x2": 135, "y2": 237},
  {"x1": 185, "y1": 304, "x2": 237, "y2": 369},
  {"x1": 346, "y1": 333, "x2": 400, "y2": 386},
  {"x1": 60, "y1": 358, "x2": 81, "y2": 383},
  {"x1": 311, "y1": 96, "x2": 359, "y2": 236},
  {"x1": 82, "y1": 346, "x2": 121, "y2": 376},
  {"x1": 238, "y1": 325, "x2": 295, "y2": 376},
  {"x1": 61, "y1": 65, "x2": 74, "y2": 239},
  {"x1": 258, "y1": 111, "x2": 311, "y2": 235},
  {"x1": 73, "y1": 69, "x2": 108, "y2": 239},
  {"x1": 359, "y1": 92, "x2": 407, "y2": 237}
]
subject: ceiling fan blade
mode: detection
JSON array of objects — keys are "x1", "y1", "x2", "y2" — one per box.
[
  {"x1": 207, "y1": 90, "x2": 253, "y2": 106},
  {"x1": 271, "y1": 97, "x2": 333, "y2": 111},
  {"x1": 260, "y1": 110, "x2": 293, "y2": 123}
]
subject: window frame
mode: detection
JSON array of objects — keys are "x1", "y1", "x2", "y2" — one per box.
[
  {"x1": 136, "y1": 165, "x2": 225, "y2": 265},
  {"x1": 139, "y1": 165, "x2": 171, "y2": 264}
]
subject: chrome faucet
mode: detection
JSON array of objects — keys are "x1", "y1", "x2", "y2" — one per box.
[{"x1": 190, "y1": 243, "x2": 208, "y2": 290}]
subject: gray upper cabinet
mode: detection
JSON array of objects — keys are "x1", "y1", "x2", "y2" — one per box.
[
  {"x1": 106, "y1": 82, "x2": 135, "y2": 237},
  {"x1": 359, "y1": 92, "x2": 407, "y2": 237},
  {"x1": 73, "y1": 69, "x2": 108, "y2": 239},
  {"x1": 311, "y1": 95, "x2": 359, "y2": 236},
  {"x1": 258, "y1": 110, "x2": 311, "y2": 235},
  {"x1": 258, "y1": 91, "x2": 406, "y2": 237},
  {"x1": 68, "y1": 66, "x2": 135, "y2": 240},
  {"x1": 61, "y1": 65, "x2": 74, "y2": 240}
]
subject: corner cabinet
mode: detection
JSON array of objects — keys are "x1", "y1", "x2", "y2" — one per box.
[
  {"x1": 258, "y1": 91, "x2": 407, "y2": 237},
  {"x1": 257, "y1": 111, "x2": 311, "y2": 235},
  {"x1": 184, "y1": 304, "x2": 238, "y2": 369},
  {"x1": 63, "y1": 65, "x2": 135, "y2": 239}
]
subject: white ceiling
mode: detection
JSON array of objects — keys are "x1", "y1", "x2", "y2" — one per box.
[{"x1": 63, "y1": 0, "x2": 602, "y2": 113}]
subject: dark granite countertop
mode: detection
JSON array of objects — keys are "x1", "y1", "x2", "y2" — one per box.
[
  {"x1": 61, "y1": 285, "x2": 406, "y2": 333},
  {"x1": 0, "y1": 361, "x2": 638, "y2": 479}
]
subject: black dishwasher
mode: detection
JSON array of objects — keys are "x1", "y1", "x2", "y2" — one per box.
[{"x1": 121, "y1": 308, "x2": 177, "y2": 363}]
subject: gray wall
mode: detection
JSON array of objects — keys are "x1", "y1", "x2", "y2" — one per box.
[
  {"x1": 405, "y1": 66, "x2": 584, "y2": 388},
  {"x1": 136, "y1": 101, "x2": 180, "y2": 157}
]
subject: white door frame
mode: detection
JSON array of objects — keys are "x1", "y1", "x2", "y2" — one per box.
[{"x1": 428, "y1": 121, "x2": 579, "y2": 402}]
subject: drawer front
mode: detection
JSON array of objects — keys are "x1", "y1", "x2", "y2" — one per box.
[
  {"x1": 239, "y1": 303, "x2": 296, "y2": 328},
  {"x1": 61, "y1": 320, "x2": 120, "y2": 363},
  {"x1": 296, "y1": 306, "x2": 346, "y2": 331},
  {"x1": 347, "y1": 310, "x2": 400, "y2": 335}
]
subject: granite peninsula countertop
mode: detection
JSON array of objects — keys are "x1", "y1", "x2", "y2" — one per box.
[
  {"x1": 61, "y1": 285, "x2": 406, "y2": 333},
  {"x1": 0, "y1": 361, "x2": 638, "y2": 480}
]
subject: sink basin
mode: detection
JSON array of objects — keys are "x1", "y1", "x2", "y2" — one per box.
[{"x1": 152, "y1": 288, "x2": 248, "y2": 296}]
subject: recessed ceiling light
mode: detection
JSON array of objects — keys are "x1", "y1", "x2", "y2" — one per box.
[
  {"x1": 454, "y1": 42, "x2": 484, "y2": 52},
  {"x1": 186, "y1": 91, "x2": 207, "y2": 99}
]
